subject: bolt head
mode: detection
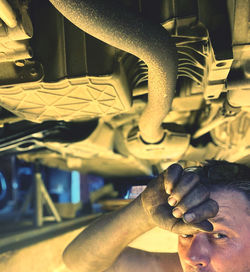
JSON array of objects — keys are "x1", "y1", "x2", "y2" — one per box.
[{"x1": 15, "y1": 60, "x2": 25, "y2": 67}]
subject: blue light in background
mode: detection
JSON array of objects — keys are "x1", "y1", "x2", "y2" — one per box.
[
  {"x1": 0, "y1": 172, "x2": 7, "y2": 201},
  {"x1": 71, "y1": 171, "x2": 80, "y2": 204},
  {"x1": 124, "y1": 190, "x2": 130, "y2": 199}
]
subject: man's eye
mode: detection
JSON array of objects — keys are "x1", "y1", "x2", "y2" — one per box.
[
  {"x1": 180, "y1": 234, "x2": 193, "y2": 238},
  {"x1": 212, "y1": 233, "x2": 228, "y2": 239}
]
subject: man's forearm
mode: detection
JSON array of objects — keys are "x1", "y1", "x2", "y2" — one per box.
[{"x1": 63, "y1": 196, "x2": 154, "y2": 272}]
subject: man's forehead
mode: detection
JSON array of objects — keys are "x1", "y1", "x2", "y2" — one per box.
[
  {"x1": 211, "y1": 190, "x2": 248, "y2": 211},
  {"x1": 209, "y1": 206, "x2": 235, "y2": 228},
  {"x1": 209, "y1": 214, "x2": 233, "y2": 227},
  {"x1": 209, "y1": 190, "x2": 250, "y2": 228}
]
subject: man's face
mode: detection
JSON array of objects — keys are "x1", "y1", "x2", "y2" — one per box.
[{"x1": 178, "y1": 189, "x2": 250, "y2": 272}]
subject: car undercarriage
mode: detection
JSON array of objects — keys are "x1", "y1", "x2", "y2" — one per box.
[{"x1": 0, "y1": 0, "x2": 249, "y2": 177}]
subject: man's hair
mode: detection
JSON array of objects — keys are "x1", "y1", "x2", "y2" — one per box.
[
  {"x1": 188, "y1": 160, "x2": 250, "y2": 202},
  {"x1": 187, "y1": 160, "x2": 250, "y2": 202}
]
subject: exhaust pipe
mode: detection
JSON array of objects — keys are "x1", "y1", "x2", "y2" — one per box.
[{"x1": 49, "y1": 0, "x2": 178, "y2": 143}]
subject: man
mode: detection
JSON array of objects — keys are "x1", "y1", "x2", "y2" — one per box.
[{"x1": 63, "y1": 161, "x2": 250, "y2": 272}]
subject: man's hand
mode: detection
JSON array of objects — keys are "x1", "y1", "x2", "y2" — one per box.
[{"x1": 140, "y1": 164, "x2": 219, "y2": 235}]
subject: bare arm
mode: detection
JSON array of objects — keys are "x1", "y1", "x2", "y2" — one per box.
[{"x1": 63, "y1": 197, "x2": 154, "y2": 272}]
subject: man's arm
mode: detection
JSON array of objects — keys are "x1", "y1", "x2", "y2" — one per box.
[{"x1": 63, "y1": 197, "x2": 155, "y2": 272}]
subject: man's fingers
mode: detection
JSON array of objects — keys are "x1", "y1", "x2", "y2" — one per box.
[
  {"x1": 172, "y1": 184, "x2": 209, "y2": 217},
  {"x1": 168, "y1": 172, "x2": 199, "y2": 206},
  {"x1": 183, "y1": 199, "x2": 219, "y2": 224},
  {"x1": 171, "y1": 219, "x2": 214, "y2": 235},
  {"x1": 191, "y1": 220, "x2": 214, "y2": 232},
  {"x1": 164, "y1": 164, "x2": 183, "y2": 195}
]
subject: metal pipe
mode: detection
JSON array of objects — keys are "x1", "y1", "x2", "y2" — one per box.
[
  {"x1": 0, "y1": 0, "x2": 17, "y2": 28},
  {"x1": 49, "y1": 0, "x2": 178, "y2": 143}
]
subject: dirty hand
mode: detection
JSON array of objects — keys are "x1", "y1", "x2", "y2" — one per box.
[{"x1": 140, "y1": 164, "x2": 219, "y2": 235}]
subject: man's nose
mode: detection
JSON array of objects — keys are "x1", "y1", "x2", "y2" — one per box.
[{"x1": 183, "y1": 234, "x2": 211, "y2": 268}]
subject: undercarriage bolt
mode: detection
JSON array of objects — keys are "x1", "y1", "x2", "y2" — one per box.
[{"x1": 15, "y1": 60, "x2": 25, "y2": 67}]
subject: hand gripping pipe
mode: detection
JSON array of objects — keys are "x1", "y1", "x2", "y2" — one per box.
[{"x1": 49, "y1": 0, "x2": 178, "y2": 143}]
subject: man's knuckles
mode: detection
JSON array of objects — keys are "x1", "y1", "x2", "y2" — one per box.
[
  {"x1": 172, "y1": 184, "x2": 210, "y2": 215},
  {"x1": 168, "y1": 172, "x2": 200, "y2": 204},
  {"x1": 183, "y1": 199, "x2": 219, "y2": 223}
]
